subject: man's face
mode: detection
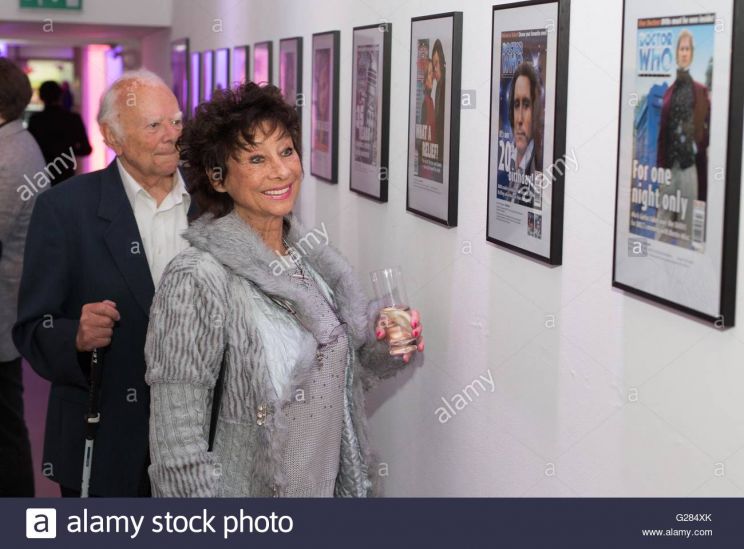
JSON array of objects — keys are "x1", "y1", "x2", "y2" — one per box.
[
  {"x1": 425, "y1": 60, "x2": 434, "y2": 91},
  {"x1": 513, "y1": 75, "x2": 533, "y2": 157},
  {"x1": 108, "y1": 84, "x2": 182, "y2": 179},
  {"x1": 432, "y1": 50, "x2": 442, "y2": 82},
  {"x1": 677, "y1": 36, "x2": 693, "y2": 69}
]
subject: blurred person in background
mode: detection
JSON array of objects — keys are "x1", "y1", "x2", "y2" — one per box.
[
  {"x1": 28, "y1": 80, "x2": 91, "y2": 186},
  {"x1": 0, "y1": 57, "x2": 46, "y2": 497},
  {"x1": 60, "y1": 81, "x2": 74, "y2": 112}
]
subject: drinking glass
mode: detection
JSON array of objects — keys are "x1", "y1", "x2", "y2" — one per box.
[{"x1": 370, "y1": 267, "x2": 418, "y2": 356}]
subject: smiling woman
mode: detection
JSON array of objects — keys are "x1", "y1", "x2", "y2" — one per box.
[{"x1": 144, "y1": 81, "x2": 424, "y2": 497}]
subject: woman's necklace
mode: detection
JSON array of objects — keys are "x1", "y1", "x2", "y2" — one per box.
[{"x1": 283, "y1": 238, "x2": 306, "y2": 279}]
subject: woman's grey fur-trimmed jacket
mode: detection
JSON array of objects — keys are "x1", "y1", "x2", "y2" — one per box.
[{"x1": 145, "y1": 210, "x2": 419, "y2": 497}]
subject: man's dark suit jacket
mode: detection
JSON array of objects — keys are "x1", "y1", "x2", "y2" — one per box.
[
  {"x1": 657, "y1": 78, "x2": 710, "y2": 201},
  {"x1": 13, "y1": 160, "x2": 192, "y2": 496}
]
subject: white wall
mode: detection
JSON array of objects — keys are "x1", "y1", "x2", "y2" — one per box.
[
  {"x1": 171, "y1": 0, "x2": 744, "y2": 497},
  {"x1": 141, "y1": 28, "x2": 173, "y2": 84}
]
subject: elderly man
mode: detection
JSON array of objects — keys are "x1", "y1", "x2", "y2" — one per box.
[{"x1": 13, "y1": 69, "x2": 192, "y2": 497}]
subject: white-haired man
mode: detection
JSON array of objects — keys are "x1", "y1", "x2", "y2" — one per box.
[{"x1": 13, "y1": 70, "x2": 194, "y2": 496}]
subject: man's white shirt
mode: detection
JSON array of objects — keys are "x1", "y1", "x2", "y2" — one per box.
[{"x1": 117, "y1": 159, "x2": 190, "y2": 288}]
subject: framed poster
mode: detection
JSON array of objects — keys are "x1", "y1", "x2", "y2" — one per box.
[
  {"x1": 189, "y1": 51, "x2": 201, "y2": 115},
  {"x1": 407, "y1": 12, "x2": 462, "y2": 227},
  {"x1": 253, "y1": 41, "x2": 273, "y2": 85},
  {"x1": 201, "y1": 50, "x2": 214, "y2": 101},
  {"x1": 350, "y1": 23, "x2": 392, "y2": 202},
  {"x1": 214, "y1": 48, "x2": 229, "y2": 92},
  {"x1": 613, "y1": 0, "x2": 744, "y2": 327},
  {"x1": 279, "y1": 37, "x2": 303, "y2": 112},
  {"x1": 170, "y1": 38, "x2": 189, "y2": 116},
  {"x1": 232, "y1": 45, "x2": 249, "y2": 86},
  {"x1": 486, "y1": 0, "x2": 570, "y2": 265},
  {"x1": 311, "y1": 30, "x2": 340, "y2": 183}
]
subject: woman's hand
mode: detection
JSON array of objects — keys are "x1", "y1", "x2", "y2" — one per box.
[{"x1": 375, "y1": 308, "x2": 425, "y2": 364}]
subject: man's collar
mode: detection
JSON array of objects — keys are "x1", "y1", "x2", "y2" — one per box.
[{"x1": 116, "y1": 157, "x2": 189, "y2": 208}]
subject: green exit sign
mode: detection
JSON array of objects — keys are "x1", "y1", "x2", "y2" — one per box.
[{"x1": 20, "y1": 0, "x2": 82, "y2": 10}]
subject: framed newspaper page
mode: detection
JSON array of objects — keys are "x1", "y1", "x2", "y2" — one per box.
[
  {"x1": 232, "y1": 45, "x2": 249, "y2": 86},
  {"x1": 253, "y1": 41, "x2": 273, "y2": 85},
  {"x1": 407, "y1": 12, "x2": 462, "y2": 227},
  {"x1": 350, "y1": 23, "x2": 392, "y2": 202},
  {"x1": 486, "y1": 0, "x2": 570, "y2": 265},
  {"x1": 214, "y1": 48, "x2": 229, "y2": 93},
  {"x1": 613, "y1": 0, "x2": 744, "y2": 327},
  {"x1": 201, "y1": 50, "x2": 214, "y2": 102},
  {"x1": 279, "y1": 37, "x2": 303, "y2": 116},
  {"x1": 189, "y1": 51, "x2": 200, "y2": 115},
  {"x1": 170, "y1": 38, "x2": 189, "y2": 118},
  {"x1": 311, "y1": 30, "x2": 340, "y2": 183}
]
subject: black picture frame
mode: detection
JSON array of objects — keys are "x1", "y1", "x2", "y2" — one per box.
[
  {"x1": 349, "y1": 22, "x2": 392, "y2": 202},
  {"x1": 279, "y1": 36, "x2": 303, "y2": 116},
  {"x1": 612, "y1": 0, "x2": 743, "y2": 327},
  {"x1": 201, "y1": 49, "x2": 214, "y2": 102},
  {"x1": 214, "y1": 47, "x2": 230, "y2": 92},
  {"x1": 406, "y1": 12, "x2": 462, "y2": 227},
  {"x1": 232, "y1": 45, "x2": 250, "y2": 86},
  {"x1": 253, "y1": 41, "x2": 273, "y2": 85},
  {"x1": 485, "y1": 0, "x2": 570, "y2": 265},
  {"x1": 170, "y1": 38, "x2": 189, "y2": 118},
  {"x1": 311, "y1": 30, "x2": 340, "y2": 183},
  {"x1": 189, "y1": 50, "x2": 201, "y2": 116}
]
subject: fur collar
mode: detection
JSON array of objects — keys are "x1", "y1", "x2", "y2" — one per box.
[{"x1": 183, "y1": 210, "x2": 370, "y2": 349}]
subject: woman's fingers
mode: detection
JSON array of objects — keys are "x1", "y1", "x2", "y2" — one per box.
[
  {"x1": 410, "y1": 309, "x2": 423, "y2": 338},
  {"x1": 375, "y1": 316, "x2": 386, "y2": 340},
  {"x1": 402, "y1": 336, "x2": 425, "y2": 364}
]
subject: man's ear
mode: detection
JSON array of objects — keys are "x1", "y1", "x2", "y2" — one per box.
[{"x1": 100, "y1": 122, "x2": 123, "y2": 155}]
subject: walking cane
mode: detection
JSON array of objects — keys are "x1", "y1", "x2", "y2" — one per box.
[{"x1": 81, "y1": 348, "x2": 102, "y2": 497}]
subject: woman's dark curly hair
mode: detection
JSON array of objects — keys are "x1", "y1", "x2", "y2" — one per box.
[{"x1": 179, "y1": 81, "x2": 302, "y2": 218}]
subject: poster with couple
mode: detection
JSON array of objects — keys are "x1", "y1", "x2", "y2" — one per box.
[
  {"x1": 407, "y1": 12, "x2": 462, "y2": 227},
  {"x1": 486, "y1": 0, "x2": 570, "y2": 265},
  {"x1": 613, "y1": 0, "x2": 744, "y2": 326}
]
